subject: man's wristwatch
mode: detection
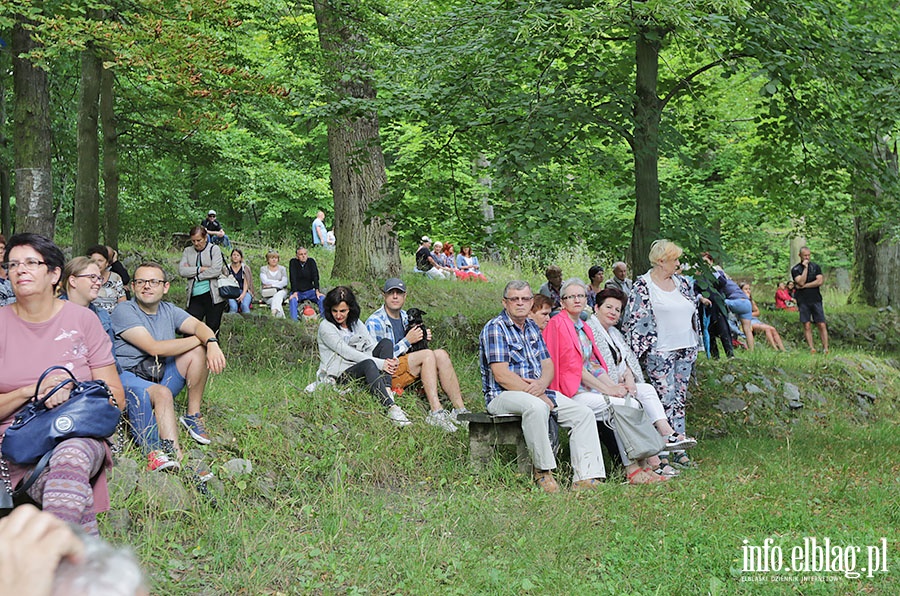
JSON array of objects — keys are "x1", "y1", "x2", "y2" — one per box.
[{"x1": 206, "y1": 337, "x2": 219, "y2": 345}]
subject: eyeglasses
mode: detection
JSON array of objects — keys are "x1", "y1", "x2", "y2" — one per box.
[
  {"x1": 562, "y1": 293, "x2": 587, "y2": 301},
  {"x1": 1, "y1": 259, "x2": 47, "y2": 272},
  {"x1": 133, "y1": 279, "x2": 166, "y2": 288},
  {"x1": 503, "y1": 296, "x2": 534, "y2": 303},
  {"x1": 75, "y1": 273, "x2": 103, "y2": 283}
]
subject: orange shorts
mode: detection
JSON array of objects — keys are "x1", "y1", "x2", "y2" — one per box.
[{"x1": 391, "y1": 354, "x2": 418, "y2": 391}]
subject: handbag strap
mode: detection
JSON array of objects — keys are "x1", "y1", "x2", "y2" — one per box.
[
  {"x1": 12, "y1": 450, "x2": 54, "y2": 498},
  {"x1": 0, "y1": 434, "x2": 52, "y2": 499}
]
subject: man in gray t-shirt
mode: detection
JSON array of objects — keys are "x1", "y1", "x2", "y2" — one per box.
[{"x1": 112, "y1": 262, "x2": 227, "y2": 473}]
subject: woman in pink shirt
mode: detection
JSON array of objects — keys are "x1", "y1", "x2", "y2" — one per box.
[{"x1": 0, "y1": 234, "x2": 124, "y2": 535}]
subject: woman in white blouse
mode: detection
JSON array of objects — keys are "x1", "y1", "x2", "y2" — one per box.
[
  {"x1": 622, "y1": 240, "x2": 701, "y2": 469},
  {"x1": 259, "y1": 250, "x2": 288, "y2": 318}
]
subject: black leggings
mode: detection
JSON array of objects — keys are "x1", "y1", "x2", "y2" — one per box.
[
  {"x1": 187, "y1": 291, "x2": 227, "y2": 334},
  {"x1": 337, "y1": 338, "x2": 395, "y2": 407}
]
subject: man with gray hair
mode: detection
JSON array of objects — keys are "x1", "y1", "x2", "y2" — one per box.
[
  {"x1": 478, "y1": 280, "x2": 606, "y2": 493},
  {"x1": 605, "y1": 261, "x2": 633, "y2": 295}
]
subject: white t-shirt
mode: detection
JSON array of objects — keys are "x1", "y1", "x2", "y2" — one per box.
[{"x1": 646, "y1": 276, "x2": 697, "y2": 352}]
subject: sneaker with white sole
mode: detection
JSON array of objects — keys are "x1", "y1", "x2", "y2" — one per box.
[
  {"x1": 180, "y1": 413, "x2": 211, "y2": 445},
  {"x1": 147, "y1": 450, "x2": 180, "y2": 472},
  {"x1": 426, "y1": 409, "x2": 458, "y2": 432},
  {"x1": 387, "y1": 404, "x2": 412, "y2": 427}
]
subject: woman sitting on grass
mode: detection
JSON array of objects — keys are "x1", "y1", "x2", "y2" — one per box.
[
  {"x1": 455, "y1": 246, "x2": 487, "y2": 281},
  {"x1": 316, "y1": 286, "x2": 412, "y2": 427},
  {"x1": 259, "y1": 250, "x2": 288, "y2": 318},
  {"x1": 59, "y1": 257, "x2": 117, "y2": 357},
  {"x1": 542, "y1": 278, "x2": 668, "y2": 484},
  {"x1": 774, "y1": 281, "x2": 797, "y2": 311},
  {"x1": 227, "y1": 248, "x2": 254, "y2": 314},
  {"x1": 741, "y1": 283, "x2": 787, "y2": 351}
]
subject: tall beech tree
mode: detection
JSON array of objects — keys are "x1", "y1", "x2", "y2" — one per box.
[
  {"x1": 12, "y1": 10, "x2": 54, "y2": 236},
  {"x1": 312, "y1": 0, "x2": 400, "y2": 279}
]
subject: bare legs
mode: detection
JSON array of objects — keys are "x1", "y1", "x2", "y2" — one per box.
[
  {"x1": 405, "y1": 349, "x2": 466, "y2": 411},
  {"x1": 175, "y1": 345, "x2": 210, "y2": 416}
]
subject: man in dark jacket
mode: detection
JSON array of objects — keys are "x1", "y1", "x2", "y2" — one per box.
[{"x1": 288, "y1": 246, "x2": 325, "y2": 319}]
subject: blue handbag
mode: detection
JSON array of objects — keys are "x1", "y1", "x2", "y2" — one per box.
[{"x1": 1, "y1": 366, "x2": 122, "y2": 466}]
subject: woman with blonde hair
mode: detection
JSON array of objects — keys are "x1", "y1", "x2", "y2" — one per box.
[
  {"x1": 259, "y1": 250, "x2": 288, "y2": 318},
  {"x1": 622, "y1": 239, "x2": 701, "y2": 469}
]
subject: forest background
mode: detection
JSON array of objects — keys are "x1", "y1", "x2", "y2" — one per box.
[
  {"x1": 2, "y1": 3, "x2": 900, "y2": 594},
  {"x1": 1, "y1": 0, "x2": 899, "y2": 300}
]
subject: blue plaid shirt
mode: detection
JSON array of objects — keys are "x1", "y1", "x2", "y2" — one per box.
[
  {"x1": 479, "y1": 309, "x2": 552, "y2": 405},
  {"x1": 365, "y1": 306, "x2": 411, "y2": 358}
]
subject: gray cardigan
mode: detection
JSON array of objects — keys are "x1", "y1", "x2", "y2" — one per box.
[
  {"x1": 178, "y1": 242, "x2": 225, "y2": 305},
  {"x1": 317, "y1": 319, "x2": 386, "y2": 380}
]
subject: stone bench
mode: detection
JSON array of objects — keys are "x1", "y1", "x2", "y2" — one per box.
[{"x1": 456, "y1": 412, "x2": 531, "y2": 473}]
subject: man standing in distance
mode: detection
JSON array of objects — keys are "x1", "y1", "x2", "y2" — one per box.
[
  {"x1": 479, "y1": 281, "x2": 606, "y2": 492},
  {"x1": 312, "y1": 211, "x2": 329, "y2": 249},
  {"x1": 791, "y1": 246, "x2": 829, "y2": 353}
]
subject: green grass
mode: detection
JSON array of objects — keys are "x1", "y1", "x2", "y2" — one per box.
[{"x1": 98, "y1": 243, "x2": 898, "y2": 594}]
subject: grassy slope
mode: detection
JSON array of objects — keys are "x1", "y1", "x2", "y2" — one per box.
[{"x1": 105, "y1": 241, "x2": 899, "y2": 595}]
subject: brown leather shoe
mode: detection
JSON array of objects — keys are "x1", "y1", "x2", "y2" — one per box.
[
  {"x1": 533, "y1": 469, "x2": 560, "y2": 493},
  {"x1": 572, "y1": 478, "x2": 603, "y2": 491}
]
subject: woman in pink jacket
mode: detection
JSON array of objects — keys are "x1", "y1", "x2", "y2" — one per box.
[{"x1": 542, "y1": 278, "x2": 665, "y2": 484}]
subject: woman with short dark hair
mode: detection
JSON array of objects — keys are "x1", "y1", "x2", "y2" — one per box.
[
  {"x1": 0, "y1": 234, "x2": 124, "y2": 535},
  {"x1": 86, "y1": 244, "x2": 126, "y2": 314},
  {"x1": 316, "y1": 286, "x2": 411, "y2": 426}
]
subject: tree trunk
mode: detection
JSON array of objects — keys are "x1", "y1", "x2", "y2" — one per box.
[
  {"x1": 312, "y1": 0, "x2": 400, "y2": 280},
  {"x1": 73, "y1": 44, "x2": 103, "y2": 255},
  {"x1": 0, "y1": 58, "x2": 10, "y2": 238},
  {"x1": 629, "y1": 28, "x2": 663, "y2": 274},
  {"x1": 12, "y1": 13, "x2": 54, "y2": 238},
  {"x1": 101, "y1": 64, "x2": 120, "y2": 249},
  {"x1": 850, "y1": 139, "x2": 900, "y2": 307}
]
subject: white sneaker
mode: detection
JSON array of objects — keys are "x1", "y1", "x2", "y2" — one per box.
[
  {"x1": 426, "y1": 409, "x2": 458, "y2": 432},
  {"x1": 387, "y1": 405, "x2": 412, "y2": 427}
]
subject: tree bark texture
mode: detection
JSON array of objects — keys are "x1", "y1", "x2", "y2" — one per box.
[
  {"x1": 0, "y1": 62, "x2": 10, "y2": 238},
  {"x1": 313, "y1": 0, "x2": 400, "y2": 280},
  {"x1": 629, "y1": 28, "x2": 663, "y2": 274},
  {"x1": 73, "y1": 44, "x2": 103, "y2": 256},
  {"x1": 13, "y1": 14, "x2": 55, "y2": 238},
  {"x1": 851, "y1": 140, "x2": 900, "y2": 307},
  {"x1": 101, "y1": 65, "x2": 120, "y2": 249}
]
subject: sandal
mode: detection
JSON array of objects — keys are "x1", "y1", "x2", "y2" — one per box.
[
  {"x1": 664, "y1": 434, "x2": 697, "y2": 450},
  {"x1": 669, "y1": 451, "x2": 697, "y2": 469},
  {"x1": 627, "y1": 468, "x2": 662, "y2": 485},
  {"x1": 655, "y1": 464, "x2": 680, "y2": 478}
]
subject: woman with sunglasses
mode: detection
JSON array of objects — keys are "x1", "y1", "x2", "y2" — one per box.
[{"x1": 0, "y1": 234, "x2": 124, "y2": 535}]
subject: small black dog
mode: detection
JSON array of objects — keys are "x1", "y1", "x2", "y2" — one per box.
[{"x1": 406, "y1": 308, "x2": 429, "y2": 352}]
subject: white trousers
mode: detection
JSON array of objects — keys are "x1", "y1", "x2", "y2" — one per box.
[
  {"x1": 573, "y1": 382, "x2": 665, "y2": 424},
  {"x1": 265, "y1": 289, "x2": 287, "y2": 317},
  {"x1": 487, "y1": 391, "x2": 606, "y2": 481}
]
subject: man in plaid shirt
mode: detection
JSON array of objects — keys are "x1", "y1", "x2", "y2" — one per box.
[{"x1": 479, "y1": 280, "x2": 606, "y2": 493}]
